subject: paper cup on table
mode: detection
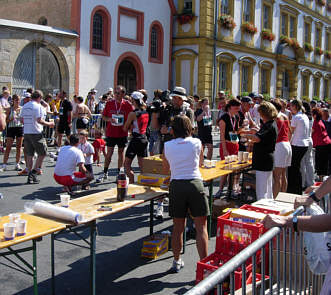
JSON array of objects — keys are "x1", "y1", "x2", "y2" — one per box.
[
  {"x1": 243, "y1": 152, "x2": 249, "y2": 162},
  {"x1": 4, "y1": 223, "x2": 16, "y2": 240},
  {"x1": 60, "y1": 194, "x2": 70, "y2": 208},
  {"x1": 238, "y1": 151, "x2": 243, "y2": 163},
  {"x1": 16, "y1": 219, "x2": 27, "y2": 236},
  {"x1": 211, "y1": 160, "x2": 217, "y2": 167},
  {"x1": 224, "y1": 156, "x2": 229, "y2": 164},
  {"x1": 9, "y1": 213, "x2": 20, "y2": 223}
]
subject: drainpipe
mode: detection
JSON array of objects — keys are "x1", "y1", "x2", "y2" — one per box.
[{"x1": 212, "y1": 0, "x2": 219, "y2": 109}]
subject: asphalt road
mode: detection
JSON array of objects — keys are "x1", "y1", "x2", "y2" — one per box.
[{"x1": 0, "y1": 141, "x2": 221, "y2": 295}]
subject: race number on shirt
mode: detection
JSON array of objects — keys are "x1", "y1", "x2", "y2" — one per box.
[{"x1": 111, "y1": 114, "x2": 124, "y2": 126}]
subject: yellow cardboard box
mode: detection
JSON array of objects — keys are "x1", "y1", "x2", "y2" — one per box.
[
  {"x1": 142, "y1": 155, "x2": 170, "y2": 175},
  {"x1": 137, "y1": 173, "x2": 170, "y2": 187}
]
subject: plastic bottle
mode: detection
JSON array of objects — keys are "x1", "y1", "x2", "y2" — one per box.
[{"x1": 116, "y1": 168, "x2": 128, "y2": 202}]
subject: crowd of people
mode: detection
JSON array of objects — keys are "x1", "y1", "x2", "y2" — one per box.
[{"x1": 0, "y1": 84, "x2": 331, "y2": 274}]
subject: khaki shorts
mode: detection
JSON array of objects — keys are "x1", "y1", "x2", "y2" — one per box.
[
  {"x1": 24, "y1": 134, "x2": 47, "y2": 157},
  {"x1": 169, "y1": 179, "x2": 210, "y2": 218}
]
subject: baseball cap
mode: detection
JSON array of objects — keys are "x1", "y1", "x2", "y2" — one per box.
[{"x1": 241, "y1": 96, "x2": 253, "y2": 104}]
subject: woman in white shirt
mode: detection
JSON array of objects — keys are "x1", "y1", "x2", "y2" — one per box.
[
  {"x1": 287, "y1": 99, "x2": 310, "y2": 194},
  {"x1": 163, "y1": 115, "x2": 209, "y2": 273}
]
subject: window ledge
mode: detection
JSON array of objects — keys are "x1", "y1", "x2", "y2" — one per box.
[{"x1": 89, "y1": 48, "x2": 110, "y2": 56}]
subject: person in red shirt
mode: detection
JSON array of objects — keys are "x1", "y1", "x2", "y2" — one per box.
[
  {"x1": 123, "y1": 91, "x2": 149, "y2": 183},
  {"x1": 97, "y1": 85, "x2": 134, "y2": 182},
  {"x1": 92, "y1": 129, "x2": 106, "y2": 166},
  {"x1": 312, "y1": 108, "x2": 331, "y2": 181}
]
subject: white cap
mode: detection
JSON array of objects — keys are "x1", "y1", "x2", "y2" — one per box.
[
  {"x1": 169, "y1": 86, "x2": 187, "y2": 101},
  {"x1": 108, "y1": 87, "x2": 113, "y2": 92},
  {"x1": 131, "y1": 91, "x2": 144, "y2": 104}
]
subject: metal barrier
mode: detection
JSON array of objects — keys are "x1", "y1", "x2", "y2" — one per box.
[{"x1": 185, "y1": 205, "x2": 327, "y2": 295}]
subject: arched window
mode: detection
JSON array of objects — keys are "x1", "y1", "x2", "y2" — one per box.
[
  {"x1": 149, "y1": 21, "x2": 164, "y2": 64},
  {"x1": 90, "y1": 6, "x2": 111, "y2": 56}
]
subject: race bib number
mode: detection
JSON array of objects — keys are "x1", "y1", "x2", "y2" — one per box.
[
  {"x1": 203, "y1": 116, "x2": 212, "y2": 126},
  {"x1": 229, "y1": 131, "x2": 239, "y2": 143},
  {"x1": 111, "y1": 114, "x2": 124, "y2": 126}
]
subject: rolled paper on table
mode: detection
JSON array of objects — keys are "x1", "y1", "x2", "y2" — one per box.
[{"x1": 24, "y1": 200, "x2": 83, "y2": 224}]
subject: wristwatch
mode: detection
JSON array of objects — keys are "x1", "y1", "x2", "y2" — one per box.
[
  {"x1": 292, "y1": 216, "x2": 298, "y2": 232},
  {"x1": 308, "y1": 191, "x2": 319, "y2": 203}
]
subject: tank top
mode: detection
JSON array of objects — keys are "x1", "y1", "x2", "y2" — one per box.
[
  {"x1": 132, "y1": 110, "x2": 149, "y2": 135},
  {"x1": 276, "y1": 115, "x2": 290, "y2": 143},
  {"x1": 8, "y1": 107, "x2": 23, "y2": 128}
]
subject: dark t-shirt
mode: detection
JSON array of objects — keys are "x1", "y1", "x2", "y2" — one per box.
[
  {"x1": 220, "y1": 113, "x2": 240, "y2": 141},
  {"x1": 195, "y1": 109, "x2": 212, "y2": 136},
  {"x1": 59, "y1": 99, "x2": 73, "y2": 124},
  {"x1": 252, "y1": 120, "x2": 278, "y2": 171}
]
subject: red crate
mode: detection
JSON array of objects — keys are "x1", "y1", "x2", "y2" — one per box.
[
  {"x1": 196, "y1": 252, "x2": 248, "y2": 290},
  {"x1": 239, "y1": 204, "x2": 281, "y2": 216}
]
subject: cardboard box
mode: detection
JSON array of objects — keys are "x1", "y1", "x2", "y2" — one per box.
[
  {"x1": 141, "y1": 155, "x2": 170, "y2": 175},
  {"x1": 141, "y1": 234, "x2": 169, "y2": 259},
  {"x1": 230, "y1": 209, "x2": 267, "y2": 223},
  {"x1": 275, "y1": 192, "x2": 301, "y2": 204},
  {"x1": 251, "y1": 199, "x2": 294, "y2": 216},
  {"x1": 137, "y1": 173, "x2": 170, "y2": 187}
]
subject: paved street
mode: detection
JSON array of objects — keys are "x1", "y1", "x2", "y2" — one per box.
[{"x1": 0, "y1": 143, "x2": 221, "y2": 295}]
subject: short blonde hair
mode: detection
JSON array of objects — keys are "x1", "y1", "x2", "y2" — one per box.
[
  {"x1": 79, "y1": 130, "x2": 88, "y2": 137},
  {"x1": 258, "y1": 101, "x2": 278, "y2": 120}
]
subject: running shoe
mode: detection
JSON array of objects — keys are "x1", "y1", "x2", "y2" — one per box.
[
  {"x1": 15, "y1": 163, "x2": 23, "y2": 171},
  {"x1": 0, "y1": 164, "x2": 7, "y2": 171},
  {"x1": 27, "y1": 171, "x2": 40, "y2": 184},
  {"x1": 18, "y1": 168, "x2": 29, "y2": 176},
  {"x1": 36, "y1": 168, "x2": 43, "y2": 175},
  {"x1": 20, "y1": 160, "x2": 25, "y2": 165},
  {"x1": 170, "y1": 259, "x2": 184, "y2": 273},
  {"x1": 155, "y1": 203, "x2": 164, "y2": 219}
]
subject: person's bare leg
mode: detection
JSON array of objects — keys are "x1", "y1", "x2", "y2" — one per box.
[
  {"x1": 273, "y1": 167, "x2": 282, "y2": 198},
  {"x1": 57, "y1": 134, "x2": 63, "y2": 148},
  {"x1": 280, "y1": 168, "x2": 288, "y2": 192},
  {"x1": 193, "y1": 216, "x2": 208, "y2": 259},
  {"x1": 34, "y1": 155, "x2": 45, "y2": 170},
  {"x1": 3, "y1": 137, "x2": 13, "y2": 164},
  {"x1": 206, "y1": 144, "x2": 213, "y2": 160},
  {"x1": 16, "y1": 137, "x2": 23, "y2": 164},
  {"x1": 104, "y1": 147, "x2": 114, "y2": 170},
  {"x1": 118, "y1": 147, "x2": 125, "y2": 169},
  {"x1": 26, "y1": 155, "x2": 33, "y2": 172},
  {"x1": 124, "y1": 157, "x2": 134, "y2": 183},
  {"x1": 172, "y1": 218, "x2": 186, "y2": 261}
]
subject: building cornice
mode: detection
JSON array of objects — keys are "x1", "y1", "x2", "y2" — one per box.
[{"x1": 283, "y1": 0, "x2": 331, "y2": 25}]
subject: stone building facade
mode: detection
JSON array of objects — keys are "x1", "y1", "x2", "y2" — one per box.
[{"x1": 172, "y1": 0, "x2": 331, "y2": 105}]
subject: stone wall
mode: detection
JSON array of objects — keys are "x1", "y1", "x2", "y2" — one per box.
[
  {"x1": 0, "y1": 0, "x2": 72, "y2": 29},
  {"x1": 0, "y1": 26, "x2": 76, "y2": 96}
]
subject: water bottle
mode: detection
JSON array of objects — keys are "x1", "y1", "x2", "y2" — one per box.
[{"x1": 116, "y1": 168, "x2": 128, "y2": 202}]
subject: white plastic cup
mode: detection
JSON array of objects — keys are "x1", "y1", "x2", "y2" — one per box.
[
  {"x1": 231, "y1": 155, "x2": 236, "y2": 162},
  {"x1": 4, "y1": 223, "x2": 16, "y2": 240},
  {"x1": 238, "y1": 151, "x2": 243, "y2": 163},
  {"x1": 224, "y1": 156, "x2": 229, "y2": 164},
  {"x1": 211, "y1": 160, "x2": 217, "y2": 167},
  {"x1": 16, "y1": 219, "x2": 27, "y2": 236},
  {"x1": 60, "y1": 194, "x2": 70, "y2": 207},
  {"x1": 243, "y1": 152, "x2": 249, "y2": 162},
  {"x1": 9, "y1": 213, "x2": 20, "y2": 223}
]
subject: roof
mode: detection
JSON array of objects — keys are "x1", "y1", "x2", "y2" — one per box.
[{"x1": 0, "y1": 18, "x2": 78, "y2": 37}]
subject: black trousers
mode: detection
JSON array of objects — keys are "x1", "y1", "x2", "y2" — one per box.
[{"x1": 287, "y1": 145, "x2": 308, "y2": 194}]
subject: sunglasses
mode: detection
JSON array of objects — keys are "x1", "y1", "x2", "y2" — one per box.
[{"x1": 115, "y1": 91, "x2": 121, "y2": 95}]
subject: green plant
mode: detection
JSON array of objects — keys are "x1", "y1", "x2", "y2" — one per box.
[
  {"x1": 219, "y1": 14, "x2": 236, "y2": 30},
  {"x1": 302, "y1": 96, "x2": 311, "y2": 102},
  {"x1": 325, "y1": 51, "x2": 331, "y2": 59},
  {"x1": 261, "y1": 29, "x2": 275, "y2": 41},
  {"x1": 313, "y1": 96, "x2": 321, "y2": 101},
  {"x1": 241, "y1": 22, "x2": 258, "y2": 35},
  {"x1": 262, "y1": 93, "x2": 271, "y2": 101},
  {"x1": 241, "y1": 92, "x2": 249, "y2": 97},
  {"x1": 304, "y1": 43, "x2": 313, "y2": 52},
  {"x1": 315, "y1": 47, "x2": 324, "y2": 55}
]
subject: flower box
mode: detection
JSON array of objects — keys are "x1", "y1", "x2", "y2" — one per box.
[
  {"x1": 261, "y1": 29, "x2": 275, "y2": 41},
  {"x1": 241, "y1": 22, "x2": 258, "y2": 35},
  {"x1": 325, "y1": 51, "x2": 331, "y2": 59},
  {"x1": 315, "y1": 47, "x2": 324, "y2": 55},
  {"x1": 280, "y1": 35, "x2": 301, "y2": 50},
  {"x1": 219, "y1": 14, "x2": 236, "y2": 30},
  {"x1": 304, "y1": 43, "x2": 313, "y2": 52},
  {"x1": 177, "y1": 13, "x2": 195, "y2": 25}
]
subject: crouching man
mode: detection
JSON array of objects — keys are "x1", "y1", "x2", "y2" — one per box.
[{"x1": 54, "y1": 134, "x2": 93, "y2": 195}]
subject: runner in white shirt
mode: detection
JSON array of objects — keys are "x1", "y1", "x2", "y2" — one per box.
[{"x1": 54, "y1": 134, "x2": 93, "y2": 195}]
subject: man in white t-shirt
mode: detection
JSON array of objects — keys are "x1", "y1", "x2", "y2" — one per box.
[
  {"x1": 54, "y1": 134, "x2": 93, "y2": 194},
  {"x1": 21, "y1": 90, "x2": 55, "y2": 184}
]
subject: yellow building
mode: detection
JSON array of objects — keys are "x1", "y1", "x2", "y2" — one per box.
[{"x1": 172, "y1": 0, "x2": 331, "y2": 105}]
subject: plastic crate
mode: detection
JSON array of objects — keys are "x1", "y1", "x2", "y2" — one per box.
[
  {"x1": 196, "y1": 252, "x2": 247, "y2": 290},
  {"x1": 239, "y1": 204, "x2": 281, "y2": 216}
]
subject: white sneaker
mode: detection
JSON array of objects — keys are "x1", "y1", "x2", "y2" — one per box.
[
  {"x1": 20, "y1": 160, "x2": 25, "y2": 165},
  {"x1": 95, "y1": 175, "x2": 104, "y2": 183},
  {"x1": 15, "y1": 163, "x2": 23, "y2": 171},
  {"x1": 0, "y1": 164, "x2": 7, "y2": 171},
  {"x1": 170, "y1": 259, "x2": 184, "y2": 273},
  {"x1": 155, "y1": 203, "x2": 164, "y2": 219}
]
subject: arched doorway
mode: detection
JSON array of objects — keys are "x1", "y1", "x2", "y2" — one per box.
[
  {"x1": 117, "y1": 60, "x2": 136, "y2": 94},
  {"x1": 12, "y1": 42, "x2": 61, "y2": 96},
  {"x1": 114, "y1": 52, "x2": 144, "y2": 94}
]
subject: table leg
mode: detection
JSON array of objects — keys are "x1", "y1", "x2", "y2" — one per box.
[
  {"x1": 207, "y1": 180, "x2": 214, "y2": 239},
  {"x1": 51, "y1": 233, "x2": 55, "y2": 295},
  {"x1": 90, "y1": 221, "x2": 97, "y2": 295},
  {"x1": 32, "y1": 240, "x2": 38, "y2": 295},
  {"x1": 149, "y1": 199, "x2": 154, "y2": 236}
]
